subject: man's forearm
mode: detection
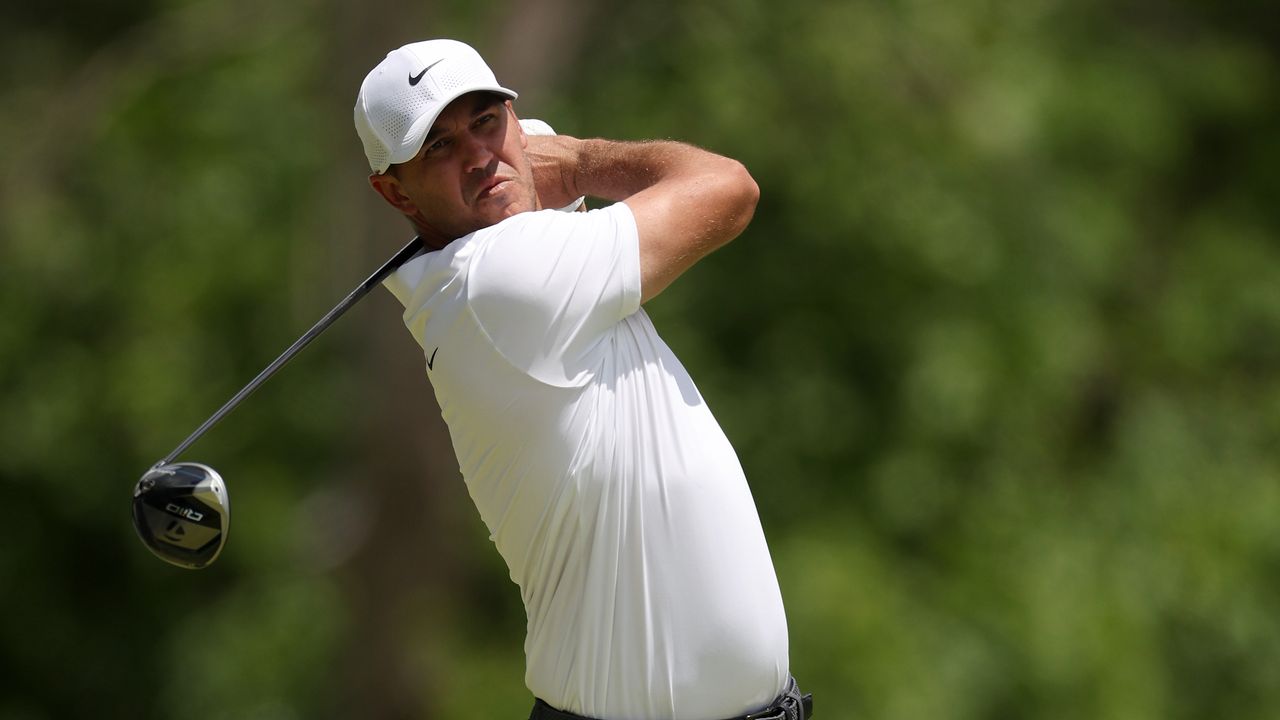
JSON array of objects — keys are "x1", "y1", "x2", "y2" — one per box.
[
  {"x1": 529, "y1": 136, "x2": 744, "y2": 206},
  {"x1": 568, "y1": 139, "x2": 730, "y2": 202}
]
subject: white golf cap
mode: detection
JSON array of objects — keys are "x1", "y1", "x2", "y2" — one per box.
[{"x1": 354, "y1": 39, "x2": 517, "y2": 174}]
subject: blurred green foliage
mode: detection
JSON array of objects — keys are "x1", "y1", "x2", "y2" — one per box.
[{"x1": 2, "y1": 0, "x2": 1278, "y2": 718}]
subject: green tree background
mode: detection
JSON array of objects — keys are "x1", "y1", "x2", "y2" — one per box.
[{"x1": 1, "y1": 0, "x2": 1277, "y2": 718}]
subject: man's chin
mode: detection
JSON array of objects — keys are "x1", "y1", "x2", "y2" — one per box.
[{"x1": 478, "y1": 198, "x2": 535, "y2": 225}]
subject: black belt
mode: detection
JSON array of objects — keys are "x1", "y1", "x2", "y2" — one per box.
[{"x1": 528, "y1": 676, "x2": 813, "y2": 720}]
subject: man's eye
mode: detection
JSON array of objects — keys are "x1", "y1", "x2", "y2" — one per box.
[
  {"x1": 475, "y1": 113, "x2": 496, "y2": 128},
  {"x1": 427, "y1": 138, "x2": 450, "y2": 155}
]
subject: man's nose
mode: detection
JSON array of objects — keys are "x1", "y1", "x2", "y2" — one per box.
[{"x1": 457, "y1": 131, "x2": 495, "y2": 173}]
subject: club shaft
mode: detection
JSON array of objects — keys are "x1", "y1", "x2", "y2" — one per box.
[{"x1": 157, "y1": 236, "x2": 426, "y2": 467}]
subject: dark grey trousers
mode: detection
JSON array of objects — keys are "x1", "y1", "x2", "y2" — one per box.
[{"x1": 528, "y1": 676, "x2": 813, "y2": 720}]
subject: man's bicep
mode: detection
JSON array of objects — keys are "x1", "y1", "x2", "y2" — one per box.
[
  {"x1": 623, "y1": 161, "x2": 759, "y2": 304},
  {"x1": 625, "y1": 191, "x2": 685, "y2": 304}
]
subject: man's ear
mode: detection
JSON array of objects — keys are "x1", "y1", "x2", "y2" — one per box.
[{"x1": 368, "y1": 172, "x2": 418, "y2": 216}]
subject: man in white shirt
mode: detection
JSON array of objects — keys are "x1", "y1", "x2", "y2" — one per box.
[{"x1": 354, "y1": 39, "x2": 811, "y2": 720}]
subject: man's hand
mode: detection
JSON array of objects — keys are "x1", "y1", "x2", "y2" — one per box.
[{"x1": 525, "y1": 133, "x2": 583, "y2": 212}]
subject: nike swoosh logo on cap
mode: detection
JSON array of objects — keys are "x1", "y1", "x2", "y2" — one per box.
[{"x1": 409, "y1": 58, "x2": 444, "y2": 86}]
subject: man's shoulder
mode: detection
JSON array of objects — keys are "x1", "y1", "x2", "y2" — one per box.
[
  {"x1": 473, "y1": 202, "x2": 631, "y2": 241},
  {"x1": 477, "y1": 206, "x2": 586, "y2": 239},
  {"x1": 480, "y1": 207, "x2": 567, "y2": 236}
]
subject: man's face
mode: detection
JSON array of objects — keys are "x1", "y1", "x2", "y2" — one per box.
[{"x1": 375, "y1": 92, "x2": 538, "y2": 240}]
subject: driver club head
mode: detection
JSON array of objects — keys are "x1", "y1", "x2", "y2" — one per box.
[{"x1": 132, "y1": 462, "x2": 229, "y2": 569}]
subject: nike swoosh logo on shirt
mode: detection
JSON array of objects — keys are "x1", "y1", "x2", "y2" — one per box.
[
  {"x1": 427, "y1": 347, "x2": 438, "y2": 370},
  {"x1": 409, "y1": 58, "x2": 444, "y2": 86}
]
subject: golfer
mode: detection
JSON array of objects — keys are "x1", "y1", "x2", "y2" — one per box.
[{"x1": 354, "y1": 39, "x2": 811, "y2": 720}]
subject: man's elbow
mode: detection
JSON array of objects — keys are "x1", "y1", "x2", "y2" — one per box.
[
  {"x1": 718, "y1": 159, "x2": 760, "y2": 242},
  {"x1": 735, "y1": 160, "x2": 761, "y2": 216}
]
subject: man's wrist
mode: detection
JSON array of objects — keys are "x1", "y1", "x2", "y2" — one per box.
[
  {"x1": 573, "y1": 138, "x2": 675, "y2": 203},
  {"x1": 558, "y1": 136, "x2": 586, "y2": 201}
]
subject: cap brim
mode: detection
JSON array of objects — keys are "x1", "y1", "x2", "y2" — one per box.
[{"x1": 384, "y1": 85, "x2": 518, "y2": 171}]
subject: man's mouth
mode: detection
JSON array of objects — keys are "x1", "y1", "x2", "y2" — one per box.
[{"x1": 476, "y1": 177, "x2": 511, "y2": 202}]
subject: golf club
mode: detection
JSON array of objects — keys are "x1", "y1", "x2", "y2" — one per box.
[{"x1": 132, "y1": 235, "x2": 426, "y2": 569}]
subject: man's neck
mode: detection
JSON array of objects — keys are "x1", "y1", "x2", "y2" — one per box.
[{"x1": 410, "y1": 217, "x2": 455, "y2": 252}]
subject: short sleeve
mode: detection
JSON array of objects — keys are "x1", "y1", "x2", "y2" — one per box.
[{"x1": 466, "y1": 203, "x2": 642, "y2": 385}]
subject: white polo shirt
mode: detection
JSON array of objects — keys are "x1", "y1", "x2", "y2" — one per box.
[{"x1": 384, "y1": 202, "x2": 789, "y2": 720}]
